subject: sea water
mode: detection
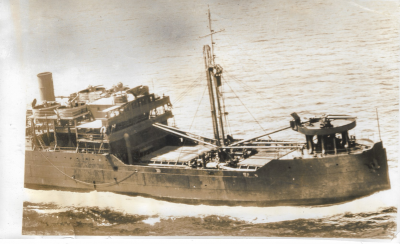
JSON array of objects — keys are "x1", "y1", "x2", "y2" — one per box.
[{"x1": 11, "y1": 0, "x2": 399, "y2": 237}]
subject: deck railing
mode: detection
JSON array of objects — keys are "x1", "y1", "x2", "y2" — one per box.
[{"x1": 77, "y1": 133, "x2": 106, "y2": 141}]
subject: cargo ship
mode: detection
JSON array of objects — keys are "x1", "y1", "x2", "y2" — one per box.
[{"x1": 24, "y1": 11, "x2": 390, "y2": 207}]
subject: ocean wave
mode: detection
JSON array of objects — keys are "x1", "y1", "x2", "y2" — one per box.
[{"x1": 22, "y1": 201, "x2": 397, "y2": 237}]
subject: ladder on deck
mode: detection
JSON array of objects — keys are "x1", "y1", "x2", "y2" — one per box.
[{"x1": 36, "y1": 136, "x2": 46, "y2": 150}]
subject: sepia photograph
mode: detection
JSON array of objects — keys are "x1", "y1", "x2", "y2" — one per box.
[{"x1": 1, "y1": 0, "x2": 399, "y2": 239}]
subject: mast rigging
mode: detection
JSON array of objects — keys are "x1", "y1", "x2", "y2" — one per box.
[{"x1": 202, "y1": 8, "x2": 228, "y2": 146}]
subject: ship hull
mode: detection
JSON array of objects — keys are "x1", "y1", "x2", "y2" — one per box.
[{"x1": 24, "y1": 142, "x2": 390, "y2": 206}]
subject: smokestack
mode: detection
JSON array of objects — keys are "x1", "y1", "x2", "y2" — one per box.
[{"x1": 37, "y1": 72, "x2": 55, "y2": 102}]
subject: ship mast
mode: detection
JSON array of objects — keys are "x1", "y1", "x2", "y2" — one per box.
[
  {"x1": 208, "y1": 8, "x2": 216, "y2": 66},
  {"x1": 203, "y1": 8, "x2": 226, "y2": 146},
  {"x1": 204, "y1": 46, "x2": 220, "y2": 145}
]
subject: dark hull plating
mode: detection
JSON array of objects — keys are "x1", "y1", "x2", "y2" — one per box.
[{"x1": 24, "y1": 142, "x2": 390, "y2": 206}]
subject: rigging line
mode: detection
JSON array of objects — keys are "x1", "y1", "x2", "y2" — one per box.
[
  {"x1": 173, "y1": 79, "x2": 201, "y2": 104},
  {"x1": 223, "y1": 70, "x2": 285, "y2": 110},
  {"x1": 174, "y1": 83, "x2": 208, "y2": 107},
  {"x1": 216, "y1": 63, "x2": 272, "y2": 92},
  {"x1": 226, "y1": 114, "x2": 232, "y2": 136},
  {"x1": 189, "y1": 84, "x2": 208, "y2": 133},
  {"x1": 171, "y1": 73, "x2": 204, "y2": 105},
  {"x1": 223, "y1": 77, "x2": 272, "y2": 140},
  {"x1": 224, "y1": 66, "x2": 371, "y2": 113},
  {"x1": 177, "y1": 85, "x2": 209, "y2": 163},
  {"x1": 173, "y1": 84, "x2": 199, "y2": 105},
  {"x1": 173, "y1": 79, "x2": 207, "y2": 105},
  {"x1": 220, "y1": 72, "x2": 283, "y2": 116},
  {"x1": 220, "y1": 34, "x2": 285, "y2": 86},
  {"x1": 225, "y1": 70, "x2": 368, "y2": 113},
  {"x1": 220, "y1": 82, "x2": 228, "y2": 135},
  {"x1": 225, "y1": 71, "x2": 274, "y2": 100},
  {"x1": 220, "y1": 79, "x2": 232, "y2": 136}
]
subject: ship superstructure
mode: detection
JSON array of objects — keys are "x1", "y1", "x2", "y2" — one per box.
[{"x1": 27, "y1": 72, "x2": 173, "y2": 164}]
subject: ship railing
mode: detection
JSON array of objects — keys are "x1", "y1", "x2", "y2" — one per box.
[
  {"x1": 29, "y1": 124, "x2": 54, "y2": 133},
  {"x1": 52, "y1": 146, "x2": 78, "y2": 152},
  {"x1": 77, "y1": 133, "x2": 105, "y2": 141},
  {"x1": 355, "y1": 132, "x2": 379, "y2": 143},
  {"x1": 50, "y1": 146, "x2": 110, "y2": 154},
  {"x1": 32, "y1": 145, "x2": 69, "y2": 152},
  {"x1": 302, "y1": 147, "x2": 366, "y2": 158},
  {"x1": 76, "y1": 147, "x2": 110, "y2": 154},
  {"x1": 275, "y1": 148, "x2": 299, "y2": 159},
  {"x1": 149, "y1": 161, "x2": 189, "y2": 167},
  {"x1": 245, "y1": 141, "x2": 305, "y2": 146},
  {"x1": 238, "y1": 165, "x2": 259, "y2": 171}
]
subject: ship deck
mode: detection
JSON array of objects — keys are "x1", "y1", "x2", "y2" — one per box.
[{"x1": 141, "y1": 145, "x2": 213, "y2": 163}]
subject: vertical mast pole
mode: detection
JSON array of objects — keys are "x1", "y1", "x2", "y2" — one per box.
[
  {"x1": 45, "y1": 114, "x2": 50, "y2": 144},
  {"x1": 31, "y1": 118, "x2": 36, "y2": 150},
  {"x1": 213, "y1": 71, "x2": 226, "y2": 145},
  {"x1": 52, "y1": 119, "x2": 58, "y2": 149},
  {"x1": 74, "y1": 119, "x2": 79, "y2": 149},
  {"x1": 376, "y1": 108, "x2": 382, "y2": 142},
  {"x1": 204, "y1": 46, "x2": 220, "y2": 145},
  {"x1": 207, "y1": 8, "x2": 226, "y2": 145},
  {"x1": 208, "y1": 8, "x2": 215, "y2": 66}
]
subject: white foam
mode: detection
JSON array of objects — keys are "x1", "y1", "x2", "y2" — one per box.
[{"x1": 142, "y1": 217, "x2": 161, "y2": 225}]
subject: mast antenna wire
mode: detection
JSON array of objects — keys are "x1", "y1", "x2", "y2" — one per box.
[
  {"x1": 177, "y1": 84, "x2": 210, "y2": 163},
  {"x1": 223, "y1": 77, "x2": 272, "y2": 140},
  {"x1": 174, "y1": 75, "x2": 201, "y2": 103},
  {"x1": 222, "y1": 70, "x2": 284, "y2": 111},
  {"x1": 173, "y1": 74, "x2": 203, "y2": 105},
  {"x1": 189, "y1": 84, "x2": 208, "y2": 135},
  {"x1": 221, "y1": 33, "x2": 284, "y2": 87}
]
